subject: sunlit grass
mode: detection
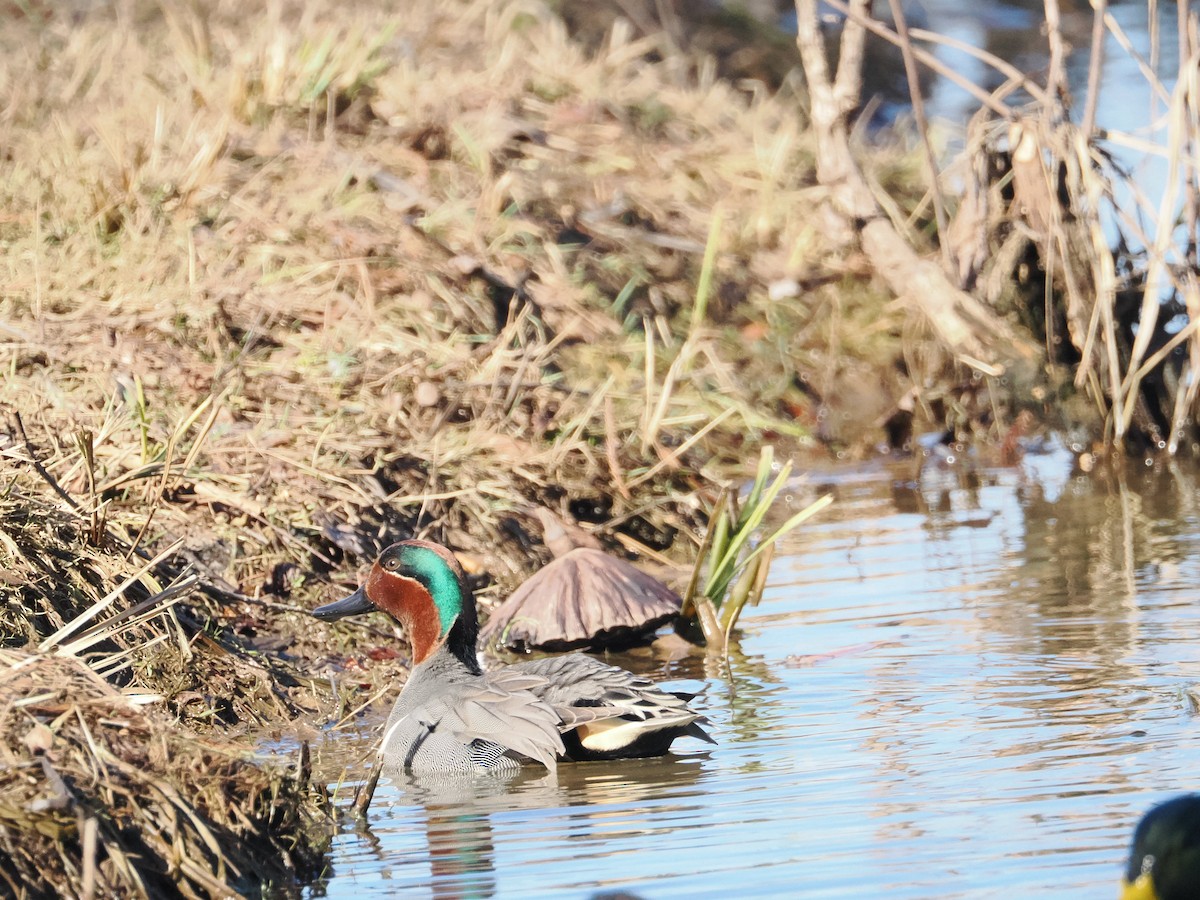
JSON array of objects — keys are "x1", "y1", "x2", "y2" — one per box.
[{"x1": 681, "y1": 447, "x2": 832, "y2": 652}]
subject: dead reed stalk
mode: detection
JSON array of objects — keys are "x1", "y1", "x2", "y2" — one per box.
[
  {"x1": 809, "y1": 0, "x2": 1200, "y2": 453},
  {"x1": 793, "y1": 0, "x2": 1037, "y2": 374}
]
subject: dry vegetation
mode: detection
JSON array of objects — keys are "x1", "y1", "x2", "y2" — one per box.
[
  {"x1": 0, "y1": 0, "x2": 946, "y2": 679},
  {"x1": 0, "y1": 650, "x2": 326, "y2": 897},
  {"x1": 0, "y1": 0, "x2": 1103, "y2": 894},
  {"x1": 816, "y1": 0, "x2": 1200, "y2": 453}
]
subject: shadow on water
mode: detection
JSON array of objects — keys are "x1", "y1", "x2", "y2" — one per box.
[{"x1": 304, "y1": 448, "x2": 1200, "y2": 898}]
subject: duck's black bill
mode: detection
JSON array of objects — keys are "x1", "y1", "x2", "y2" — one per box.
[{"x1": 312, "y1": 586, "x2": 373, "y2": 620}]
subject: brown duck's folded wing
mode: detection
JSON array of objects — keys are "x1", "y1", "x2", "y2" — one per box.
[{"x1": 438, "y1": 679, "x2": 565, "y2": 772}]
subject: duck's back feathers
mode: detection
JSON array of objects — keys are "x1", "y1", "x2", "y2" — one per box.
[{"x1": 505, "y1": 653, "x2": 714, "y2": 760}]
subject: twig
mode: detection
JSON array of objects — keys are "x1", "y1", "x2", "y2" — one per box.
[
  {"x1": 794, "y1": 0, "x2": 871, "y2": 194},
  {"x1": 1179, "y1": 5, "x2": 1200, "y2": 268},
  {"x1": 74, "y1": 431, "x2": 102, "y2": 545},
  {"x1": 795, "y1": 0, "x2": 833, "y2": 95},
  {"x1": 351, "y1": 765, "x2": 382, "y2": 818},
  {"x1": 831, "y1": 0, "x2": 867, "y2": 113},
  {"x1": 905, "y1": 27, "x2": 1049, "y2": 106},
  {"x1": 12, "y1": 413, "x2": 83, "y2": 514},
  {"x1": 602, "y1": 396, "x2": 631, "y2": 500},
  {"x1": 1116, "y1": 61, "x2": 1193, "y2": 439},
  {"x1": 887, "y1": 0, "x2": 952, "y2": 273},
  {"x1": 1102, "y1": 8, "x2": 1173, "y2": 107},
  {"x1": 1081, "y1": 0, "x2": 1107, "y2": 137},
  {"x1": 819, "y1": 0, "x2": 1040, "y2": 119},
  {"x1": 1044, "y1": 0, "x2": 1068, "y2": 107},
  {"x1": 332, "y1": 681, "x2": 397, "y2": 731}
]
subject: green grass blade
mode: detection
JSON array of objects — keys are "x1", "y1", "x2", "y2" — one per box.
[
  {"x1": 731, "y1": 493, "x2": 833, "y2": 581},
  {"x1": 705, "y1": 459, "x2": 793, "y2": 597},
  {"x1": 688, "y1": 206, "x2": 723, "y2": 342},
  {"x1": 737, "y1": 446, "x2": 775, "y2": 533}
]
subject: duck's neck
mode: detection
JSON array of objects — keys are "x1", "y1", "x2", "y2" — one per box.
[
  {"x1": 441, "y1": 599, "x2": 481, "y2": 674},
  {"x1": 406, "y1": 585, "x2": 480, "y2": 675}
]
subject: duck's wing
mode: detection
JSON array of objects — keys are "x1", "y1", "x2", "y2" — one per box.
[
  {"x1": 486, "y1": 662, "x2": 623, "y2": 729},
  {"x1": 506, "y1": 652, "x2": 668, "y2": 705},
  {"x1": 428, "y1": 678, "x2": 566, "y2": 772},
  {"x1": 506, "y1": 654, "x2": 714, "y2": 738}
]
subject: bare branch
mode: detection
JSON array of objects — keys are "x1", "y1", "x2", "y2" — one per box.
[
  {"x1": 1044, "y1": 0, "x2": 1068, "y2": 105},
  {"x1": 888, "y1": 0, "x2": 952, "y2": 274},
  {"x1": 794, "y1": 0, "x2": 832, "y2": 93},
  {"x1": 1081, "y1": 0, "x2": 1108, "y2": 137},
  {"x1": 833, "y1": 0, "x2": 870, "y2": 114}
]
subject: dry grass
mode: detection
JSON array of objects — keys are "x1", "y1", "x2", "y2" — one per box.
[
  {"x1": 1, "y1": 0, "x2": 926, "y2": 608},
  {"x1": 0, "y1": 449, "x2": 332, "y2": 896},
  {"x1": 0, "y1": 445, "x2": 316, "y2": 728},
  {"x1": 0, "y1": 0, "x2": 949, "y2": 892},
  {"x1": 862, "y1": 0, "x2": 1200, "y2": 453},
  {"x1": 0, "y1": 649, "x2": 327, "y2": 898}
]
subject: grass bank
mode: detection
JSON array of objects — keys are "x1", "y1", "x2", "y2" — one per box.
[{"x1": 1, "y1": 0, "x2": 976, "y2": 892}]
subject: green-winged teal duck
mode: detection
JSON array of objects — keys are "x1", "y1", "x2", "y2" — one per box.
[
  {"x1": 313, "y1": 539, "x2": 713, "y2": 775},
  {"x1": 1121, "y1": 794, "x2": 1200, "y2": 900}
]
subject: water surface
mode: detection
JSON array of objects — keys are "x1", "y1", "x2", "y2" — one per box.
[{"x1": 302, "y1": 447, "x2": 1200, "y2": 898}]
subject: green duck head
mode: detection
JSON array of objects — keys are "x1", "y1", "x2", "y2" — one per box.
[{"x1": 313, "y1": 540, "x2": 479, "y2": 670}]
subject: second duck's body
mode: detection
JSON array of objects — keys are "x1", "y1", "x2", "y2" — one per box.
[{"x1": 314, "y1": 540, "x2": 712, "y2": 774}]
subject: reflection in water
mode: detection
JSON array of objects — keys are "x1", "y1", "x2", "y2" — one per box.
[
  {"x1": 319, "y1": 758, "x2": 711, "y2": 899},
  {"x1": 407, "y1": 772, "x2": 526, "y2": 900},
  {"x1": 424, "y1": 806, "x2": 497, "y2": 900},
  {"x1": 307, "y1": 453, "x2": 1200, "y2": 899}
]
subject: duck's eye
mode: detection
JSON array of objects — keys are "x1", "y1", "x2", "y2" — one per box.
[{"x1": 382, "y1": 556, "x2": 399, "y2": 571}]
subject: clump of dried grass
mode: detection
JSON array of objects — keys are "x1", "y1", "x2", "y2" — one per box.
[
  {"x1": 842, "y1": 0, "x2": 1200, "y2": 452},
  {"x1": 0, "y1": 438, "x2": 334, "y2": 896},
  {"x1": 0, "y1": 0, "x2": 923, "y2": 621},
  {"x1": 0, "y1": 439, "x2": 310, "y2": 729},
  {"x1": 0, "y1": 2, "x2": 944, "y2": 891},
  {"x1": 0, "y1": 649, "x2": 328, "y2": 898}
]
